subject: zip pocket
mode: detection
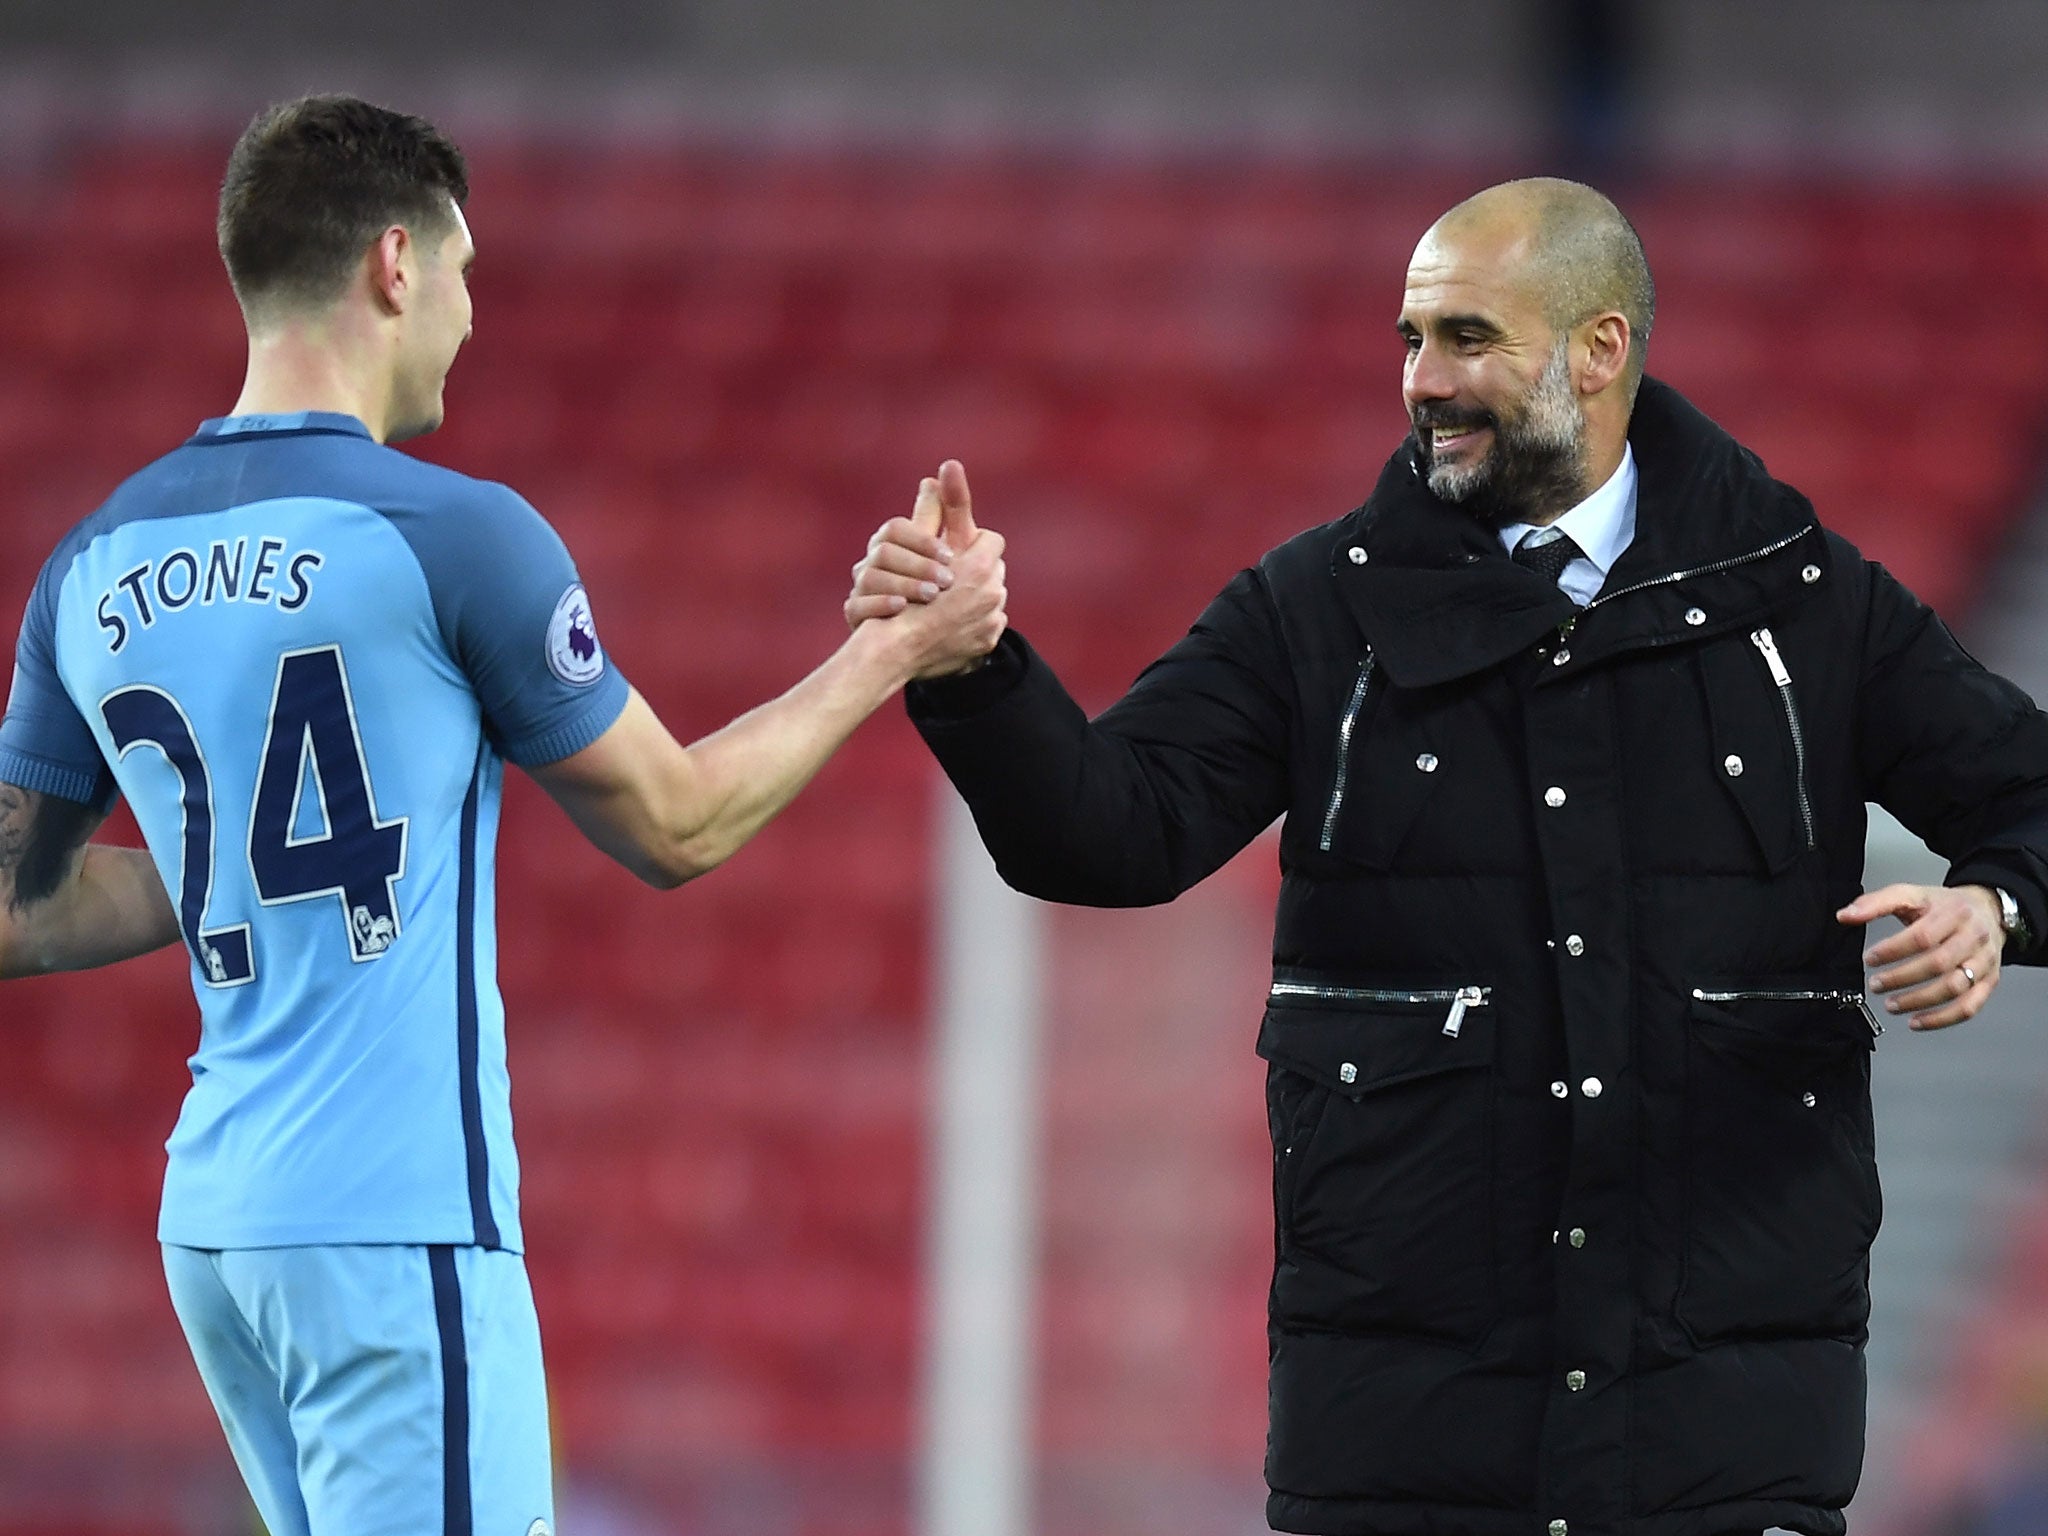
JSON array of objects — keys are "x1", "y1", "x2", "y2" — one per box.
[
  {"x1": 1749, "y1": 627, "x2": 1816, "y2": 850},
  {"x1": 1258, "y1": 979, "x2": 1501, "y2": 1345},
  {"x1": 1679, "y1": 981, "x2": 1881, "y2": 1344},
  {"x1": 1269, "y1": 981, "x2": 1490, "y2": 1039},
  {"x1": 1318, "y1": 652, "x2": 1377, "y2": 852},
  {"x1": 1690, "y1": 985, "x2": 1883, "y2": 1037}
]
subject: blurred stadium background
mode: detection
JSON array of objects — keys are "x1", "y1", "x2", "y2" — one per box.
[{"x1": 6, "y1": 2, "x2": 2048, "y2": 1533}]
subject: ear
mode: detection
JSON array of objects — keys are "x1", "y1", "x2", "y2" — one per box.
[
  {"x1": 1578, "y1": 312, "x2": 1630, "y2": 395},
  {"x1": 368, "y1": 225, "x2": 413, "y2": 316}
]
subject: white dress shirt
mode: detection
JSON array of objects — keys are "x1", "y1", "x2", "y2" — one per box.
[{"x1": 1496, "y1": 445, "x2": 1639, "y2": 608}]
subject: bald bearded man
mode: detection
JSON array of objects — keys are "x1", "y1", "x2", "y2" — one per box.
[{"x1": 850, "y1": 179, "x2": 2048, "y2": 1536}]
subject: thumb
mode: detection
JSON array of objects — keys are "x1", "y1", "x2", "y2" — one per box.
[
  {"x1": 910, "y1": 475, "x2": 944, "y2": 540},
  {"x1": 938, "y1": 459, "x2": 978, "y2": 546}
]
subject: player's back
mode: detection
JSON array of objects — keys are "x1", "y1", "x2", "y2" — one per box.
[{"x1": 4, "y1": 412, "x2": 627, "y2": 1251}]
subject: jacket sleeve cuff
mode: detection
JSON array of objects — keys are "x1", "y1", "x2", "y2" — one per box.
[{"x1": 905, "y1": 630, "x2": 1032, "y2": 723}]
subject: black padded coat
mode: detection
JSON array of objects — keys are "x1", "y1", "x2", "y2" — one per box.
[{"x1": 907, "y1": 380, "x2": 2048, "y2": 1536}]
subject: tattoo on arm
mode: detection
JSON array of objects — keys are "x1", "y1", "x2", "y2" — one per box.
[
  {"x1": 0, "y1": 784, "x2": 98, "y2": 911},
  {"x1": 0, "y1": 784, "x2": 24, "y2": 879}
]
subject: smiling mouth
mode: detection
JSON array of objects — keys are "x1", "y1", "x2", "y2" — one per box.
[{"x1": 1429, "y1": 424, "x2": 1490, "y2": 456}]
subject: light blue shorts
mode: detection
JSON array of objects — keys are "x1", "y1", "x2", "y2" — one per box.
[{"x1": 163, "y1": 1243, "x2": 554, "y2": 1536}]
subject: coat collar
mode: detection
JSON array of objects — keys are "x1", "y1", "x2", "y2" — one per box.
[{"x1": 1330, "y1": 379, "x2": 1828, "y2": 688}]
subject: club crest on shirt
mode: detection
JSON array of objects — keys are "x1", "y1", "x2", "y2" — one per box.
[
  {"x1": 547, "y1": 584, "x2": 605, "y2": 686},
  {"x1": 526, "y1": 1522, "x2": 552, "y2": 1536}
]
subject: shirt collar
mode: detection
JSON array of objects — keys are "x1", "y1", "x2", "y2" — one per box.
[
  {"x1": 191, "y1": 411, "x2": 374, "y2": 442},
  {"x1": 1495, "y1": 443, "x2": 1639, "y2": 578}
]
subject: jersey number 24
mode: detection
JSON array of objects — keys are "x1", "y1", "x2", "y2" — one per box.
[{"x1": 100, "y1": 644, "x2": 409, "y2": 986}]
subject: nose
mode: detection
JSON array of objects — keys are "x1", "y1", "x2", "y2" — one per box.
[{"x1": 1404, "y1": 337, "x2": 1457, "y2": 411}]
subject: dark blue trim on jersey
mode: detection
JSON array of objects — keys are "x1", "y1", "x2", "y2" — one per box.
[
  {"x1": 456, "y1": 746, "x2": 498, "y2": 1250},
  {"x1": 0, "y1": 745, "x2": 109, "y2": 808},
  {"x1": 189, "y1": 412, "x2": 375, "y2": 444},
  {"x1": 508, "y1": 686, "x2": 628, "y2": 769},
  {"x1": 428, "y1": 1245, "x2": 473, "y2": 1536}
]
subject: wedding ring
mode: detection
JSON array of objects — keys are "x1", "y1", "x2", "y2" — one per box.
[{"x1": 1962, "y1": 965, "x2": 1978, "y2": 986}]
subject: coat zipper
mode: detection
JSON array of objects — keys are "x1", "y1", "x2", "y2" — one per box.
[
  {"x1": 1690, "y1": 986, "x2": 1883, "y2": 1037},
  {"x1": 1582, "y1": 528, "x2": 1814, "y2": 616},
  {"x1": 1749, "y1": 627, "x2": 1816, "y2": 849},
  {"x1": 1269, "y1": 981, "x2": 1489, "y2": 1038},
  {"x1": 1556, "y1": 527, "x2": 1815, "y2": 644},
  {"x1": 1318, "y1": 652, "x2": 1377, "y2": 852}
]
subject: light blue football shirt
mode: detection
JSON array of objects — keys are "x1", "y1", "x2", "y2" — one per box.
[{"x1": 0, "y1": 413, "x2": 630, "y2": 1251}]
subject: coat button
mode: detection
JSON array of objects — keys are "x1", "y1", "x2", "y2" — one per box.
[
  {"x1": 1565, "y1": 935, "x2": 1585, "y2": 956},
  {"x1": 1569, "y1": 1227, "x2": 1586, "y2": 1248},
  {"x1": 1550, "y1": 1522, "x2": 1569, "y2": 1536},
  {"x1": 1685, "y1": 607, "x2": 1706, "y2": 625},
  {"x1": 1550, "y1": 1080, "x2": 1568, "y2": 1098},
  {"x1": 1348, "y1": 546, "x2": 1367, "y2": 564},
  {"x1": 1802, "y1": 564, "x2": 1821, "y2": 583},
  {"x1": 1339, "y1": 1062, "x2": 1358, "y2": 1085},
  {"x1": 1566, "y1": 1369, "x2": 1587, "y2": 1391},
  {"x1": 1544, "y1": 786, "x2": 1567, "y2": 807},
  {"x1": 1802, "y1": 1091, "x2": 1817, "y2": 1108},
  {"x1": 1724, "y1": 755, "x2": 1744, "y2": 776},
  {"x1": 1416, "y1": 753, "x2": 1438, "y2": 772},
  {"x1": 1581, "y1": 1077, "x2": 1603, "y2": 1098}
]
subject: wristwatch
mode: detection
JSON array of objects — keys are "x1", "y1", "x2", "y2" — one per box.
[{"x1": 1995, "y1": 887, "x2": 2033, "y2": 952}]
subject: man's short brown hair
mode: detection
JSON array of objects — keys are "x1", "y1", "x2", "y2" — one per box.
[{"x1": 217, "y1": 95, "x2": 469, "y2": 316}]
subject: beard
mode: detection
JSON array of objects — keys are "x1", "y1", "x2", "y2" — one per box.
[{"x1": 1410, "y1": 341, "x2": 1590, "y2": 529}]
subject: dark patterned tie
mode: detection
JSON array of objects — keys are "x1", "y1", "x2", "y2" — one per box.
[{"x1": 1512, "y1": 530, "x2": 1585, "y2": 588}]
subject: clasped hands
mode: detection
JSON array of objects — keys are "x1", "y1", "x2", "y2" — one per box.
[{"x1": 846, "y1": 459, "x2": 1006, "y2": 680}]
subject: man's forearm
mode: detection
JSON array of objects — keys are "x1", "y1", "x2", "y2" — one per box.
[
  {"x1": 534, "y1": 621, "x2": 923, "y2": 890},
  {"x1": 666, "y1": 622, "x2": 915, "y2": 877},
  {"x1": 910, "y1": 627, "x2": 1290, "y2": 907},
  {"x1": 1, "y1": 844, "x2": 179, "y2": 978},
  {"x1": 537, "y1": 530, "x2": 1006, "y2": 889}
]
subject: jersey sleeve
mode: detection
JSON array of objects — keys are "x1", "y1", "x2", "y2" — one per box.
[
  {"x1": 0, "y1": 555, "x2": 118, "y2": 808},
  {"x1": 411, "y1": 482, "x2": 631, "y2": 766}
]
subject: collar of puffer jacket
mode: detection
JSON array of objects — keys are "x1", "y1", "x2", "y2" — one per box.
[{"x1": 1329, "y1": 378, "x2": 1829, "y2": 689}]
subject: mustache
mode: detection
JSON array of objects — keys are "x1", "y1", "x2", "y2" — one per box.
[{"x1": 1410, "y1": 404, "x2": 1495, "y2": 434}]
